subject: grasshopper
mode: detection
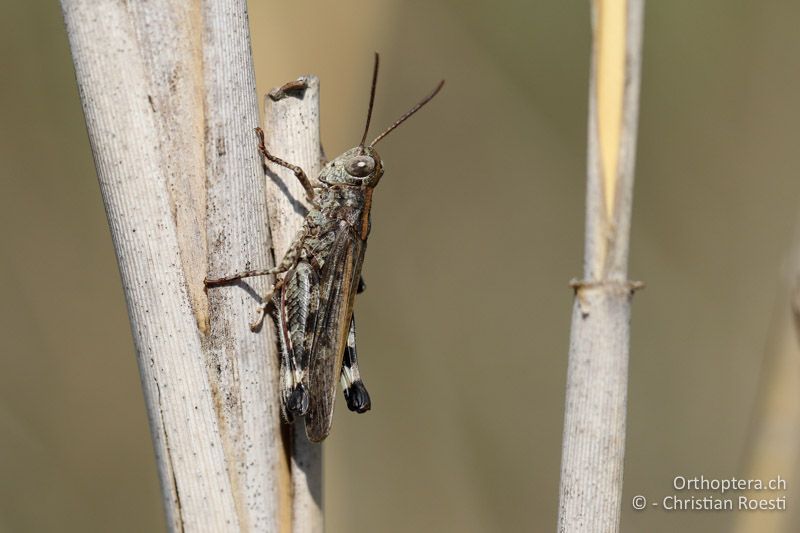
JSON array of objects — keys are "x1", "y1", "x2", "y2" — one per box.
[{"x1": 206, "y1": 54, "x2": 443, "y2": 441}]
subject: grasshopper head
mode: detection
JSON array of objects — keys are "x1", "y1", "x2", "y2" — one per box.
[
  {"x1": 319, "y1": 146, "x2": 384, "y2": 188},
  {"x1": 318, "y1": 53, "x2": 443, "y2": 190}
]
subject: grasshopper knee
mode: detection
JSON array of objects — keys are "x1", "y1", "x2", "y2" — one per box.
[
  {"x1": 343, "y1": 381, "x2": 371, "y2": 413},
  {"x1": 287, "y1": 383, "x2": 310, "y2": 416}
]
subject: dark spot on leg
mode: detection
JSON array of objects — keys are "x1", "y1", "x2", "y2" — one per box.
[
  {"x1": 344, "y1": 381, "x2": 371, "y2": 413},
  {"x1": 287, "y1": 383, "x2": 309, "y2": 416}
]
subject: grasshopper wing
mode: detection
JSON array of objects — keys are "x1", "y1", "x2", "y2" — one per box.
[{"x1": 304, "y1": 229, "x2": 365, "y2": 442}]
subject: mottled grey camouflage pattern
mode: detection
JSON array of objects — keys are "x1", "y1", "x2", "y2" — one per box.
[{"x1": 272, "y1": 150, "x2": 381, "y2": 441}]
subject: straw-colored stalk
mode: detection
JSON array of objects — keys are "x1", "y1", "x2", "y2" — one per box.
[
  {"x1": 61, "y1": 1, "x2": 292, "y2": 530},
  {"x1": 557, "y1": 1, "x2": 645, "y2": 531}
]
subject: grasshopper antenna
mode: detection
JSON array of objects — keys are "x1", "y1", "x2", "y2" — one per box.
[
  {"x1": 369, "y1": 79, "x2": 445, "y2": 148},
  {"x1": 359, "y1": 53, "x2": 380, "y2": 150}
]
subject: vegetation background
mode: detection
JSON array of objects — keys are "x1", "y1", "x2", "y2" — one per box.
[{"x1": 2, "y1": 1, "x2": 799, "y2": 532}]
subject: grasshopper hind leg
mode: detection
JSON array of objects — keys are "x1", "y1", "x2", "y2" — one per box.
[
  {"x1": 275, "y1": 293, "x2": 309, "y2": 420},
  {"x1": 341, "y1": 314, "x2": 371, "y2": 413},
  {"x1": 286, "y1": 382, "x2": 309, "y2": 416},
  {"x1": 275, "y1": 262, "x2": 319, "y2": 419}
]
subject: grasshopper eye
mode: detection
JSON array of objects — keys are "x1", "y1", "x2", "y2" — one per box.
[{"x1": 345, "y1": 155, "x2": 375, "y2": 177}]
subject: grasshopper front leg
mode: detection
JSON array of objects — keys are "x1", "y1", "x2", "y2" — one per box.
[
  {"x1": 205, "y1": 229, "x2": 306, "y2": 286},
  {"x1": 206, "y1": 228, "x2": 308, "y2": 330},
  {"x1": 255, "y1": 127, "x2": 317, "y2": 205},
  {"x1": 205, "y1": 127, "x2": 320, "y2": 329}
]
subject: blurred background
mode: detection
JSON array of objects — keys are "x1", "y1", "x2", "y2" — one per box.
[{"x1": 3, "y1": 1, "x2": 800, "y2": 532}]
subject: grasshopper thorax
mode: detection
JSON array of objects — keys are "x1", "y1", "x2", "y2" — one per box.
[{"x1": 319, "y1": 146, "x2": 384, "y2": 188}]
